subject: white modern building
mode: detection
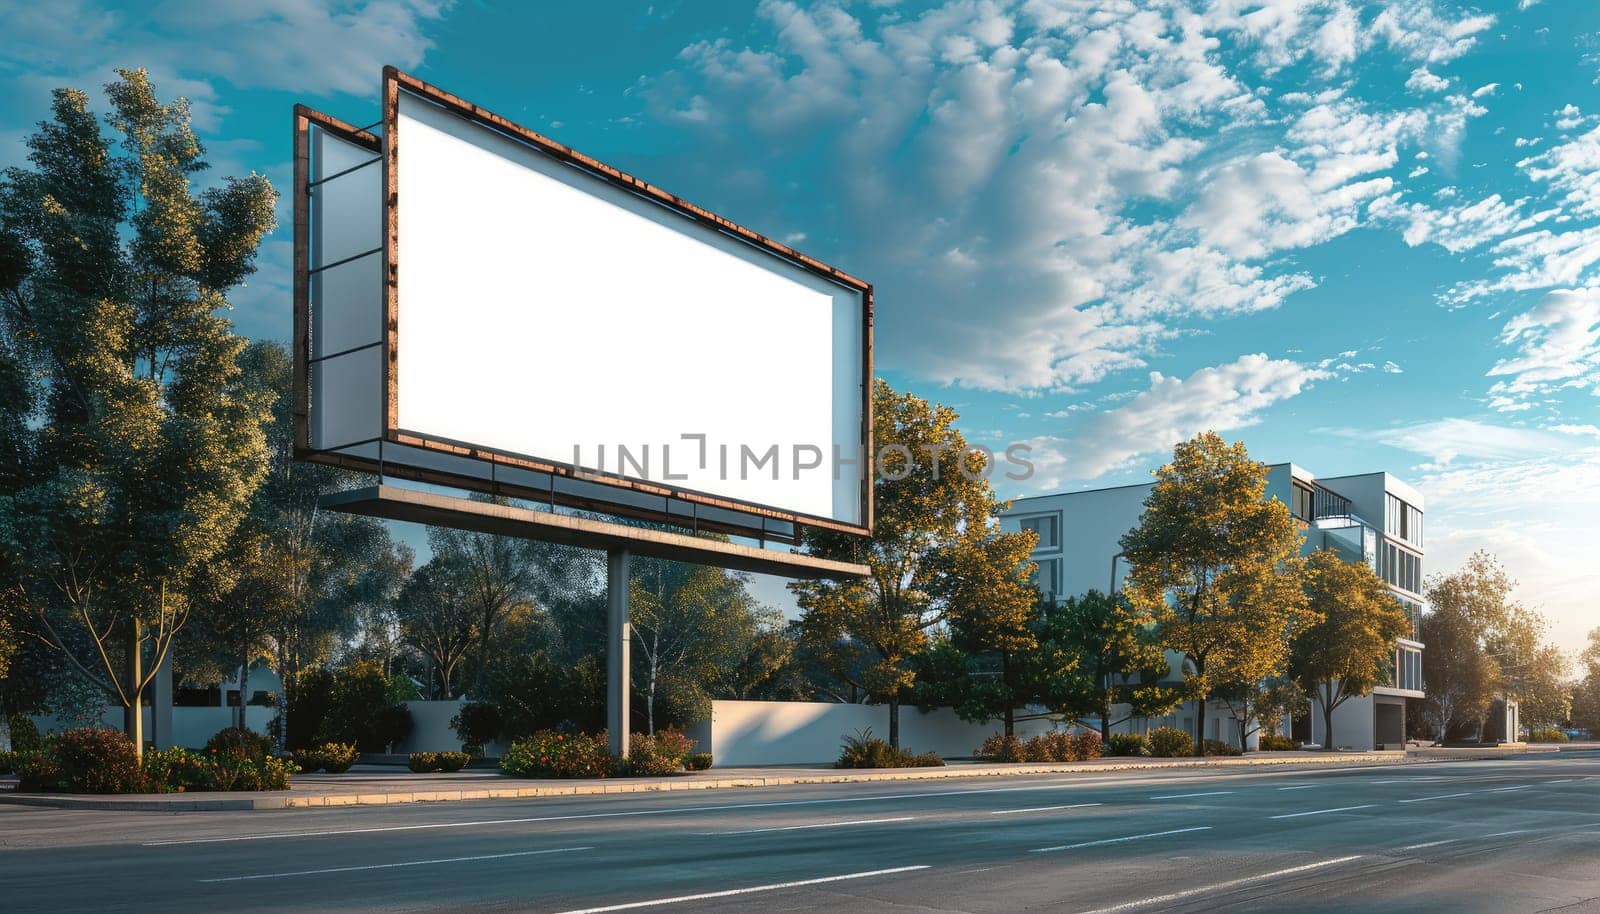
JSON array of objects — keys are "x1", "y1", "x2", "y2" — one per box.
[{"x1": 1001, "y1": 463, "x2": 1425, "y2": 751}]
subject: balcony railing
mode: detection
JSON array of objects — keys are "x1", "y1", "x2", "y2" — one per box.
[{"x1": 1313, "y1": 487, "x2": 1351, "y2": 520}]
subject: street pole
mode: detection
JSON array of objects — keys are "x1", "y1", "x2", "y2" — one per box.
[{"x1": 607, "y1": 548, "x2": 631, "y2": 760}]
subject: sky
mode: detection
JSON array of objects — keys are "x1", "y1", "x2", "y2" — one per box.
[{"x1": 2, "y1": 0, "x2": 1597, "y2": 654}]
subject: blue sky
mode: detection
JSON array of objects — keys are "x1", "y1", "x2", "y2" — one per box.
[{"x1": 3, "y1": 0, "x2": 1597, "y2": 651}]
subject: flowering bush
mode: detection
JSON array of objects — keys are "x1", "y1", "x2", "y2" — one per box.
[
  {"x1": 686, "y1": 752, "x2": 713, "y2": 771},
  {"x1": 437, "y1": 751, "x2": 470, "y2": 772},
  {"x1": 142, "y1": 748, "x2": 218, "y2": 793},
  {"x1": 408, "y1": 752, "x2": 440, "y2": 773},
  {"x1": 976, "y1": 733, "x2": 1025, "y2": 762},
  {"x1": 622, "y1": 730, "x2": 697, "y2": 777},
  {"x1": 1148, "y1": 727, "x2": 1194, "y2": 758},
  {"x1": 13, "y1": 729, "x2": 296, "y2": 793},
  {"x1": 204, "y1": 727, "x2": 276, "y2": 759},
  {"x1": 1202, "y1": 738, "x2": 1242, "y2": 757},
  {"x1": 292, "y1": 741, "x2": 359, "y2": 774},
  {"x1": 501, "y1": 730, "x2": 614, "y2": 779},
  {"x1": 1257, "y1": 734, "x2": 1297, "y2": 751},
  {"x1": 0, "y1": 750, "x2": 16, "y2": 775}
]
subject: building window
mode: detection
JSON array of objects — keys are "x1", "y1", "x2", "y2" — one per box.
[
  {"x1": 1019, "y1": 514, "x2": 1059, "y2": 550},
  {"x1": 1380, "y1": 542, "x2": 1422, "y2": 595},
  {"x1": 1291, "y1": 484, "x2": 1315, "y2": 521},
  {"x1": 1031, "y1": 558, "x2": 1060, "y2": 603},
  {"x1": 1395, "y1": 647, "x2": 1422, "y2": 691},
  {"x1": 1386, "y1": 494, "x2": 1423, "y2": 547}
]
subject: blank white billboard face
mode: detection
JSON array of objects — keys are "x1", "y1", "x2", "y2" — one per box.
[{"x1": 392, "y1": 89, "x2": 867, "y2": 529}]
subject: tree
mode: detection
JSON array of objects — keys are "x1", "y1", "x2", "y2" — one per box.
[
  {"x1": 1120, "y1": 432, "x2": 1313, "y2": 756},
  {"x1": 630, "y1": 558, "x2": 768, "y2": 733},
  {"x1": 0, "y1": 71, "x2": 275, "y2": 755},
  {"x1": 1571, "y1": 629, "x2": 1600, "y2": 734},
  {"x1": 1214, "y1": 674, "x2": 1306, "y2": 751},
  {"x1": 915, "y1": 528, "x2": 1040, "y2": 737},
  {"x1": 395, "y1": 557, "x2": 478, "y2": 700},
  {"x1": 1289, "y1": 549, "x2": 1409, "y2": 750},
  {"x1": 429, "y1": 521, "x2": 537, "y2": 696},
  {"x1": 794, "y1": 380, "x2": 1026, "y2": 747},
  {"x1": 193, "y1": 532, "x2": 293, "y2": 729},
  {"x1": 1032, "y1": 590, "x2": 1183, "y2": 742}
]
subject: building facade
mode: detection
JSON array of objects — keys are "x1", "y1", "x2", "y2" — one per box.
[{"x1": 1001, "y1": 463, "x2": 1425, "y2": 751}]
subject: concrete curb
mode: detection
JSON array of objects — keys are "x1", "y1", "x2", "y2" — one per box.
[{"x1": 0, "y1": 751, "x2": 1407, "y2": 812}]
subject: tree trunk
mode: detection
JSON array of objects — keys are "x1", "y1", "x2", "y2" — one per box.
[
  {"x1": 236, "y1": 655, "x2": 249, "y2": 730},
  {"x1": 1194, "y1": 694, "x2": 1206, "y2": 756},
  {"x1": 1238, "y1": 718, "x2": 1248, "y2": 752},
  {"x1": 888, "y1": 698, "x2": 900, "y2": 749},
  {"x1": 1322, "y1": 685, "x2": 1337, "y2": 751},
  {"x1": 124, "y1": 618, "x2": 144, "y2": 759},
  {"x1": 0, "y1": 711, "x2": 12, "y2": 752},
  {"x1": 474, "y1": 621, "x2": 490, "y2": 698},
  {"x1": 1003, "y1": 705, "x2": 1014, "y2": 739}
]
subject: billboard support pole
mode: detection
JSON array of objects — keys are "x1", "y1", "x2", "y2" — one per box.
[{"x1": 607, "y1": 549, "x2": 632, "y2": 760}]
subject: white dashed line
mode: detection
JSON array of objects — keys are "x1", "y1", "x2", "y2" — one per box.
[
  {"x1": 1269, "y1": 804, "x2": 1374, "y2": 819},
  {"x1": 1031, "y1": 826, "x2": 1212, "y2": 853}
]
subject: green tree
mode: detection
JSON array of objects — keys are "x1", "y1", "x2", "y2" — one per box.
[
  {"x1": 0, "y1": 70, "x2": 275, "y2": 755},
  {"x1": 1289, "y1": 549, "x2": 1409, "y2": 750},
  {"x1": 192, "y1": 532, "x2": 293, "y2": 730},
  {"x1": 794, "y1": 380, "x2": 1026, "y2": 747},
  {"x1": 915, "y1": 528, "x2": 1040, "y2": 736},
  {"x1": 1214, "y1": 673, "x2": 1306, "y2": 751},
  {"x1": 395, "y1": 557, "x2": 478, "y2": 700},
  {"x1": 1570, "y1": 629, "x2": 1600, "y2": 734},
  {"x1": 1120, "y1": 432, "x2": 1313, "y2": 756},
  {"x1": 429, "y1": 521, "x2": 537, "y2": 696},
  {"x1": 1032, "y1": 590, "x2": 1184, "y2": 742}
]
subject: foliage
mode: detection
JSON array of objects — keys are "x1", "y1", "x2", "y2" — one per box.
[
  {"x1": 1572, "y1": 629, "x2": 1600, "y2": 735},
  {"x1": 1527, "y1": 728, "x2": 1567, "y2": 743},
  {"x1": 1147, "y1": 726, "x2": 1193, "y2": 758},
  {"x1": 1031, "y1": 590, "x2": 1183, "y2": 740},
  {"x1": 7, "y1": 713, "x2": 40, "y2": 751},
  {"x1": 429, "y1": 518, "x2": 543, "y2": 696},
  {"x1": 204, "y1": 726, "x2": 275, "y2": 759},
  {"x1": 796, "y1": 381, "x2": 1023, "y2": 747},
  {"x1": 409, "y1": 752, "x2": 440, "y2": 773},
  {"x1": 1289, "y1": 549, "x2": 1410, "y2": 750},
  {"x1": 1106, "y1": 733, "x2": 1150, "y2": 757},
  {"x1": 686, "y1": 752, "x2": 713, "y2": 771},
  {"x1": 835, "y1": 729, "x2": 944, "y2": 768},
  {"x1": 0, "y1": 749, "x2": 14, "y2": 774},
  {"x1": 291, "y1": 742, "x2": 357, "y2": 774},
  {"x1": 622, "y1": 730, "x2": 697, "y2": 776},
  {"x1": 1021, "y1": 730, "x2": 1102, "y2": 762},
  {"x1": 0, "y1": 70, "x2": 276, "y2": 754},
  {"x1": 395, "y1": 557, "x2": 478, "y2": 700},
  {"x1": 976, "y1": 732, "x2": 1026, "y2": 762},
  {"x1": 1213, "y1": 674, "x2": 1308, "y2": 751},
  {"x1": 500, "y1": 730, "x2": 613, "y2": 779},
  {"x1": 141, "y1": 746, "x2": 294, "y2": 792},
  {"x1": 1257, "y1": 734, "x2": 1297, "y2": 751},
  {"x1": 1202, "y1": 738, "x2": 1242, "y2": 757},
  {"x1": 1120, "y1": 433, "x2": 1312, "y2": 756},
  {"x1": 451, "y1": 701, "x2": 503, "y2": 757},
  {"x1": 17, "y1": 728, "x2": 144, "y2": 793},
  {"x1": 314, "y1": 660, "x2": 413, "y2": 753}
]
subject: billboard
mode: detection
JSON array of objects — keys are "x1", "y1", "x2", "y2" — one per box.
[{"x1": 294, "y1": 69, "x2": 873, "y2": 541}]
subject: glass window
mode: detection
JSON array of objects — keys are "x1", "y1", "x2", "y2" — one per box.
[
  {"x1": 1292, "y1": 485, "x2": 1315, "y2": 521},
  {"x1": 1019, "y1": 514, "x2": 1059, "y2": 550},
  {"x1": 1030, "y1": 559, "x2": 1060, "y2": 603}
]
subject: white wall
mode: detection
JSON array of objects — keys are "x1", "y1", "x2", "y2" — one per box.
[
  {"x1": 1311, "y1": 693, "x2": 1376, "y2": 751},
  {"x1": 686, "y1": 700, "x2": 1057, "y2": 767},
  {"x1": 396, "y1": 699, "x2": 470, "y2": 754}
]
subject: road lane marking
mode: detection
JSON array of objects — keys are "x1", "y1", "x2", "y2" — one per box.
[
  {"x1": 1401, "y1": 839, "x2": 1456, "y2": 850},
  {"x1": 543, "y1": 866, "x2": 931, "y2": 914},
  {"x1": 985, "y1": 800, "x2": 1100, "y2": 816},
  {"x1": 1276, "y1": 785, "x2": 1317, "y2": 791},
  {"x1": 1485, "y1": 829, "x2": 1530, "y2": 837},
  {"x1": 1372, "y1": 777, "x2": 1443, "y2": 784},
  {"x1": 1269, "y1": 804, "x2": 1374, "y2": 819},
  {"x1": 1150, "y1": 791, "x2": 1234, "y2": 800},
  {"x1": 197, "y1": 846, "x2": 590, "y2": 883},
  {"x1": 1397, "y1": 793, "x2": 1474, "y2": 804},
  {"x1": 1547, "y1": 779, "x2": 1576, "y2": 784},
  {"x1": 698, "y1": 816, "x2": 915, "y2": 836},
  {"x1": 1031, "y1": 826, "x2": 1211, "y2": 853},
  {"x1": 1489, "y1": 785, "x2": 1532, "y2": 792},
  {"x1": 1072, "y1": 855, "x2": 1365, "y2": 914}
]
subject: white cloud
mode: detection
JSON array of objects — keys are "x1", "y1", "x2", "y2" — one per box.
[
  {"x1": 1486, "y1": 287, "x2": 1600, "y2": 410},
  {"x1": 1406, "y1": 67, "x2": 1451, "y2": 93},
  {"x1": 1023, "y1": 354, "x2": 1328, "y2": 483},
  {"x1": 1471, "y1": 82, "x2": 1499, "y2": 98},
  {"x1": 1370, "y1": 417, "x2": 1582, "y2": 465},
  {"x1": 1372, "y1": 2, "x2": 1495, "y2": 65},
  {"x1": 644, "y1": 0, "x2": 1499, "y2": 392}
]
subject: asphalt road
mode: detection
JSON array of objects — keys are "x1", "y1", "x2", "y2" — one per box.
[{"x1": 4, "y1": 753, "x2": 1600, "y2": 913}]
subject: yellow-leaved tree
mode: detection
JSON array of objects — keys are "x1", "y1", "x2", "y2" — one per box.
[{"x1": 1119, "y1": 432, "x2": 1313, "y2": 756}]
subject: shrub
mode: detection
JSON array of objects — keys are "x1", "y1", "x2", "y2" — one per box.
[
  {"x1": 408, "y1": 752, "x2": 441, "y2": 773},
  {"x1": 685, "y1": 752, "x2": 713, "y2": 771},
  {"x1": 650, "y1": 729, "x2": 695, "y2": 767},
  {"x1": 1147, "y1": 727, "x2": 1193, "y2": 758},
  {"x1": 436, "y1": 751, "x2": 470, "y2": 772},
  {"x1": 291, "y1": 741, "x2": 358, "y2": 774},
  {"x1": 1107, "y1": 733, "x2": 1150, "y2": 757},
  {"x1": 1023, "y1": 731, "x2": 1071, "y2": 762},
  {"x1": 0, "y1": 749, "x2": 15, "y2": 775},
  {"x1": 976, "y1": 732, "x2": 1026, "y2": 762},
  {"x1": 206, "y1": 752, "x2": 295, "y2": 791},
  {"x1": 1071, "y1": 730, "x2": 1103, "y2": 760},
  {"x1": 205, "y1": 726, "x2": 276, "y2": 759},
  {"x1": 501, "y1": 730, "x2": 614, "y2": 779},
  {"x1": 1202, "y1": 738, "x2": 1243, "y2": 757},
  {"x1": 836, "y1": 729, "x2": 944, "y2": 769},
  {"x1": 8, "y1": 714, "x2": 42, "y2": 752},
  {"x1": 623, "y1": 735, "x2": 679, "y2": 777},
  {"x1": 32, "y1": 728, "x2": 146, "y2": 793},
  {"x1": 1257, "y1": 734, "x2": 1297, "y2": 752},
  {"x1": 315, "y1": 661, "x2": 413, "y2": 752},
  {"x1": 451, "y1": 702, "x2": 503, "y2": 756},
  {"x1": 142, "y1": 748, "x2": 218, "y2": 793},
  {"x1": 1528, "y1": 728, "x2": 1568, "y2": 743}
]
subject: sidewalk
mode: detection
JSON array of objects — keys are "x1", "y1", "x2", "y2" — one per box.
[{"x1": 0, "y1": 749, "x2": 1418, "y2": 812}]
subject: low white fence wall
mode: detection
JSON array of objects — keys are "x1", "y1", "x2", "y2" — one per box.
[
  {"x1": 396, "y1": 699, "x2": 472, "y2": 754},
  {"x1": 685, "y1": 700, "x2": 1056, "y2": 767},
  {"x1": 31, "y1": 706, "x2": 275, "y2": 749}
]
